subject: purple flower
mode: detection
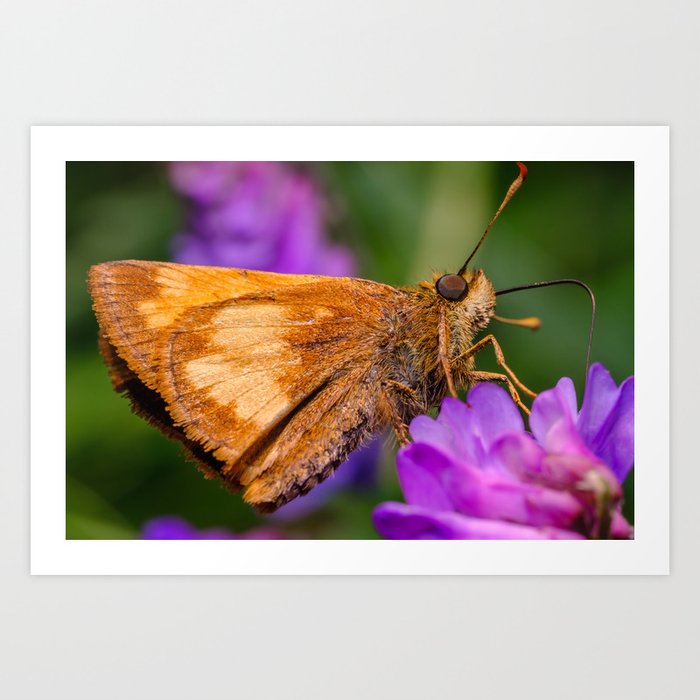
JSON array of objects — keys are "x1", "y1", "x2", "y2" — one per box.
[
  {"x1": 373, "y1": 363, "x2": 634, "y2": 540},
  {"x1": 141, "y1": 516, "x2": 283, "y2": 540},
  {"x1": 169, "y1": 161, "x2": 356, "y2": 276}
]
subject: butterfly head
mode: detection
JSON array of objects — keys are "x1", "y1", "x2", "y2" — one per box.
[{"x1": 434, "y1": 269, "x2": 496, "y2": 333}]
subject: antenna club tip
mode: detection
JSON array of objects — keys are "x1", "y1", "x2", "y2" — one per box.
[{"x1": 516, "y1": 161, "x2": 528, "y2": 180}]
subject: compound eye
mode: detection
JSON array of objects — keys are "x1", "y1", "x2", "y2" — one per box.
[{"x1": 436, "y1": 274, "x2": 469, "y2": 301}]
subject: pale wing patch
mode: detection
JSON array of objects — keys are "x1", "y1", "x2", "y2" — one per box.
[
  {"x1": 184, "y1": 351, "x2": 297, "y2": 426},
  {"x1": 182, "y1": 303, "x2": 312, "y2": 429},
  {"x1": 136, "y1": 302, "x2": 184, "y2": 331}
]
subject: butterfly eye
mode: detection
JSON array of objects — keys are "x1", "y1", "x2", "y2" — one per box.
[{"x1": 436, "y1": 274, "x2": 469, "y2": 301}]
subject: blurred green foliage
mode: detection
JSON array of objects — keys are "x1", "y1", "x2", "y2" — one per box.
[{"x1": 66, "y1": 161, "x2": 633, "y2": 538}]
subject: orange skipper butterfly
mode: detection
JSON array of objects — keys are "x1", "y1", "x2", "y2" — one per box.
[{"x1": 90, "y1": 162, "x2": 585, "y2": 512}]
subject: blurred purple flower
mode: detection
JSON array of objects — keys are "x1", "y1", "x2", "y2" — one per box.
[
  {"x1": 373, "y1": 363, "x2": 634, "y2": 540},
  {"x1": 141, "y1": 516, "x2": 283, "y2": 540},
  {"x1": 169, "y1": 161, "x2": 356, "y2": 276}
]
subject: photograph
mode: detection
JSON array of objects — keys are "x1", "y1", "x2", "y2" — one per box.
[
  {"x1": 66, "y1": 159, "x2": 634, "y2": 542},
  {"x1": 8, "y1": 6, "x2": 691, "y2": 697}
]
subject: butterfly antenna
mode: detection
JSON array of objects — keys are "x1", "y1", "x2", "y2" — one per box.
[
  {"x1": 457, "y1": 161, "x2": 528, "y2": 276},
  {"x1": 495, "y1": 278, "x2": 596, "y2": 379}
]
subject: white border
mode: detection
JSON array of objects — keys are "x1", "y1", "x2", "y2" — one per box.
[{"x1": 31, "y1": 126, "x2": 669, "y2": 575}]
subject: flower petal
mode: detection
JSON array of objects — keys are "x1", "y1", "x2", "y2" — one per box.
[
  {"x1": 401, "y1": 434, "x2": 584, "y2": 530},
  {"x1": 540, "y1": 453, "x2": 621, "y2": 498},
  {"x1": 141, "y1": 516, "x2": 236, "y2": 540},
  {"x1": 142, "y1": 516, "x2": 198, "y2": 540},
  {"x1": 491, "y1": 432, "x2": 547, "y2": 481},
  {"x1": 530, "y1": 376, "x2": 578, "y2": 444},
  {"x1": 577, "y1": 363, "x2": 620, "y2": 446},
  {"x1": 530, "y1": 377, "x2": 593, "y2": 458},
  {"x1": 372, "y1": 503, "x2": 584, "y2": 540},
  {"x1": 373, "y1": 502, "x2": 473, "y2": 539},
  {"x1": 396, "y1": 443, "x2": 456, "y2": 511},
  {"x1": 447, "y1": 462, "x2": 583, "y2": 529},
  {"x1": 408, "y1": 414, "x2": 455, "y2": 455},
  {"x1": 435, "y1": 385, "x2": 524, "y2": 464},
  {"x1": 435, "y1": 396, "x2": 481, "y2": 461},
  {"x1": 465, "y1": 382, "x2": 525, "y2": 445},
  {"x1": 168, "y1": 161, "x2": 240, "y2": 204},
  {"x1": 586, "y1": 377, "x2": 634, "y2": 482}
]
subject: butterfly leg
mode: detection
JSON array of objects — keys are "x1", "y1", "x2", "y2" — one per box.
[
  {"x1": 437, "y1": 305, "x2": 459, "y2": 398},
  {"x1": 379, "y1": 381, "x2": 416, "y2": 446},
  {"x1": 381, "y1": 401, "x2": 410, "y2": 446},
  {"x1": 468, "y1": 370, "x2": 531, "y2": 415},
  {"x1": 390, "y1": 418, "x2": 411, "y2": 447},
  {"x1": 456, "y1": 334, "x2": 537, "y2": 399}
]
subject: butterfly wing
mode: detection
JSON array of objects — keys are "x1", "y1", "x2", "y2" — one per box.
[{"x1": 89, "y1": 261, "x2": 404, "y2": 510}]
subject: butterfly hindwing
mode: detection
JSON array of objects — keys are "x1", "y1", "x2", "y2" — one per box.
[{"x1": 240, "y1": 369, "x2": 379, "y2": 510}]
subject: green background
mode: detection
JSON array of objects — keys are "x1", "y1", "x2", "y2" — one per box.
[{"x1": 66, "y1": 161, "x2": 634, "y2": 539}]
